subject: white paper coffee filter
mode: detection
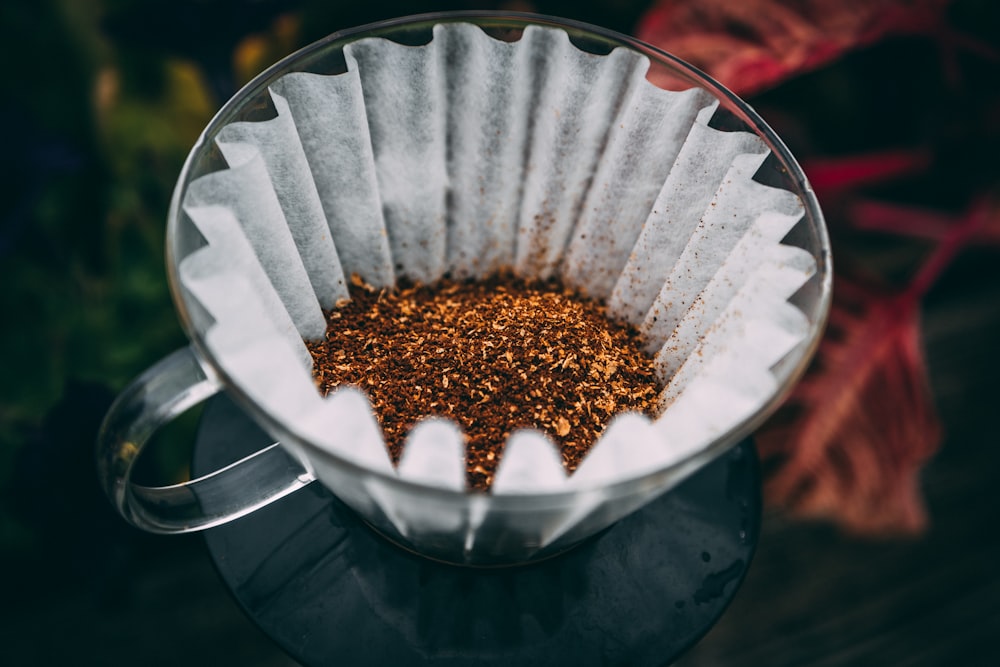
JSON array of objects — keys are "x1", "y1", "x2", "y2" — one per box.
[{"x1": 176, "y1": 22, "x2": 816, "y2": 553}]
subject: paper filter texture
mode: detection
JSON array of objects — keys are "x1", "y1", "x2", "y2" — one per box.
[{"x1": 177, "y1": 22, "x2": 816, "y2": 555}]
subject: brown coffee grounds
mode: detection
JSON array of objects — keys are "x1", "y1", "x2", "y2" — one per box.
[{"x1": 306, "y1": 273, "x2": 661, "y2": 491}]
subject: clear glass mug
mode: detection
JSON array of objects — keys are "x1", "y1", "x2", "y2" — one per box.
[{"x1": 97, "y1": 11, "x2": 831, "y2": 566}]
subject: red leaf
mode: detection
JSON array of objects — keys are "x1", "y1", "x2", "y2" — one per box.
[
  {"x1": 803, "y1": 150, "x2": 934, "y2": 202},
  {"x1": 848, "y1": 197, "x2": 1000, "y2": 246},
  {"x1": 756, "y1": 275, "x2": 941, "y2": 535},
  {"x1": 755, "y1": 196, "x2": 995, "y2": 535},
  {"x1": 636, "y1": 0, "x2": 951, "y2": 96}
]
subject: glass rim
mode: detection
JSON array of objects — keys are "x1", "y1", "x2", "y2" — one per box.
[{"x1": 165, "y1": 10, "x2": 832, "y2": 505}]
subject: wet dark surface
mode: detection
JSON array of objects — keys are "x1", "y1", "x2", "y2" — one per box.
[{"x1": 193, "y1": 395, "x2": 760, "y2": 667}]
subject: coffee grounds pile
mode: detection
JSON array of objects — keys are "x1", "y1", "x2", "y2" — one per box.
[{"x1": 307, "y1": 273, "x2": 662, "y2": 491}]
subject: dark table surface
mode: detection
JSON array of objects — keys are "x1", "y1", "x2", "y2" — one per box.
[
  {"x1": 193, "y1": 396, "x2": 760, "y2": 667},
  {"x1": 3, "y1": 251, "x2": 998, "y2": 666}
]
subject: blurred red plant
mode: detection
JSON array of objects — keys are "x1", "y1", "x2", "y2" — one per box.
[
  {"x1": 757, "y1": 274, "x2": 939, "y2": 534},
  {"x1": 756, "y1": 197, "x2": 994, "y2": 534},
  {"x1": 637, "y1": 0, "x2": 999, "y2": 534},
  {"x1": 638, "y1": 0, "x2": 959, "y2": 97}
]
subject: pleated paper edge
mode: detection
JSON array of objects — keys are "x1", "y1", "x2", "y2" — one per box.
[{"x1": 175, "y1": 22, "x2": 818, "y2": 505}]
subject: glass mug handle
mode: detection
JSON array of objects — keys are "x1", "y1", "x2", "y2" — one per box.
[{"x1": 96, "y1": 346, "x2": 315, "y2": 533}]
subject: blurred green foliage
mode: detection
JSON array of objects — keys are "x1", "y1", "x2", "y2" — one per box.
[{"x1": 0, "y1": 0, "x2": 213, "y2": 550}]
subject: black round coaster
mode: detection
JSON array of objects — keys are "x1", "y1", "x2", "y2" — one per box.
[{"x1": 194, "y1": 394, "x2": 760, "y2": 667}]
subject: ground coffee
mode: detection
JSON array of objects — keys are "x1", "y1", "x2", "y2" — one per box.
[{"x1": 307, "y1": 274, "x2": 661, "y2": 491}]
